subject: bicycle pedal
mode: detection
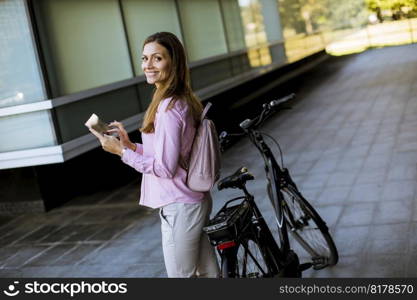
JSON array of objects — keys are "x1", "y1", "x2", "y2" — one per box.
[{"x1": 298, "y1": 263, "x2": 312, "y2": 272}]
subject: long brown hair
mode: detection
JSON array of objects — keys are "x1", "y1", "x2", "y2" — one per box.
[{"x1": 140, "y1": 32, "x2": 203, "y2": 133}]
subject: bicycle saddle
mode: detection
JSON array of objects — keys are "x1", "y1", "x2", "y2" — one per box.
[{"x1": 217, "y1": 167, "x2": 254, "y2": 190}]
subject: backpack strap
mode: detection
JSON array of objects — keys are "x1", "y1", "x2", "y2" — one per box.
[
  {"x1": 201, "y1": 102, "x2": 212, "y2": 120},
  {"x1": 183, "y1": 102, "x2": 213, "y2": 173}
]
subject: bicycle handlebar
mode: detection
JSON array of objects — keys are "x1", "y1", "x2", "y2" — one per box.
[
  {"x1": 219, "y1": 93, "x2": 295, "y2": 148},
  {"x1": 270, "y1": 93, "x2": 296, "y2": 108},
  {"x1": 239, "y1": 93, "x2": 295, "y2": 130}
]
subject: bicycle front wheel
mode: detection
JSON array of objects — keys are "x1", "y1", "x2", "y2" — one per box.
[{"x1": 281, "y1": 185, "x2": 338, "y2": 269}]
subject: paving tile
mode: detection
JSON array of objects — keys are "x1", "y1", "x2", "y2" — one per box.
[
  {"x1": 123, "y1": 263, "x2": 167, "y2": 278},
  {"x1": 405, "y1": 252, "x2": 417, "y2": 277},
  {"x1": 296, "y1": 150, "x2": 322, "y2": 163},
  {"x1": 355, "y1": 168, "x2": 387, "y2": 184},
  {"x1": 0, "y1": 224, "x2": 45, "y2": 247},
  {"x1": 360, "y1": 254, "x2": 407, "y2": 277},
  {"x1": 370, "y1": 222, "x2": 410, "y2": 240},
  {"x1": 391, "y1": 151, "x2": 417, "y2": 166},
  {"x1": 335, "y1": 157, "x2": 364, "y2": 172},
  {"x1": 326, "y1": 171, "x2": 358, "y2": 187},
  {"x1": 0, "y1": 268, "x2": 23, "y2": 277},
  {"x1": 0, "y1": 245, "x2": 51, "y2": 268},
  {"x1": 86, "y1": 223, "x2": 133, "y2": 242},
  {"x1": 15, "y1": 266, "x2": 69, "y2": 278},
  {"x1": 25, "y1": 244, "x2": 80, "y2": 267},
  {"x1": 338, "y1": 202, "x2": 376, "y2": 226},
  {"x1": 79, "y1": 239, "x2": 164, "y2": 266},
  {"x1": 15, "y1": 225, "x2": 62, "y2": 245},
  {"x1": 368, "y1": 141, "x2": 394, "y2": 156},
  {"x1": 342, "y1": 145, "x2": 370, "y2": 159},
  {"x1": 38, "y1": 224, "x2": 93, "y2": 244},
  {"x1": 408, "y1": 222, "x2": 417, "y2": 252},
  {"x1": 310, "y1": 159, "x2": 339, "y2": 174},
  {"x1": 374, "y1": 199, "x2": 414, "y2": 224},
  {"x1": 386, "y1": 163, "x2": 417, "y2": 181},
  {"x1": 61, "y1": 224, "x2": 105, "y2": 242},
  {"x1": 348, "y1": 183, "x2": 383, "y2": 203},
  {"x1": 364, "y1": 238, "x2": 409, "y2": 255},
  {"x1": 52, "y1": 244, "x2": 103, "y2": 266},
  {"x1": 381, "y1": 181, "x2": 416, "y2": 202},
  {"x1": 395, "y1": 141, "x2": 417, "y2": 152},
  {"x1": 0, "y1": 216, "x2": 27, "y2": 237},
  {"x1": 362, "y1": 154, "x2": 391, "y2": 171},
  {"x1": 299, "y1": 173, "x2": 330, "y2": 190},
  {"x1": 0, "y1": 247, "x2": 21, "y2": 265},
  {"x1": 56, "y1": 264, "x2": 133, "y2": 278},
  {"x1": 332, "y1": 225, "x2": 371, "y2": 256},
  {"x1": 316, "y1": 186, "x2": 351, "y2": 206}
]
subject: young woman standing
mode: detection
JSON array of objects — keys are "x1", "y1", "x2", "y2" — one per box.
[{"x1": 89, "y1": 32, "x2": 219, "y2": 278}]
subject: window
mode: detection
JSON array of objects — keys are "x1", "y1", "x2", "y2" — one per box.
[
  {"x1": 121, "y1": 0, "x2": 183, "y2": 76},
  {"x1": 177, "y1": 0, "x2": 228, "y2": 61},
  {"x1": 238, "y1": 0, "x2": 272, "y2": 66},
  {"x1": 0, "y1": 0, "x2": 45, "y2": 109},
  {"x1": 220, "y1": 0, "x2": 246, "y2": 52},
  {"x1": 0, "y1": 111, "x2": 56, "y2": 152},
  {"x1": 260, "y1": 0, "x2": 283, "y2": 43},
  {"x1": 35, "y1": 0, "x2": 132, "y2": 96}
]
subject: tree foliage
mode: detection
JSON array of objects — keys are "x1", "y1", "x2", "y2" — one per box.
[
  {"x1": 365, "y1": 0, "x2": 417, "y2": 19},
  {"x1": 278, "y1": 0, "x2": 369, "y2": 34}
]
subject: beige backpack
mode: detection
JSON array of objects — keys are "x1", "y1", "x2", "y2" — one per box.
[{"x1": 185, "y1": 102, "x2": 221, "y2": 192}]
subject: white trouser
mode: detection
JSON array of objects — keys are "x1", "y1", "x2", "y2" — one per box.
[{"x1": 159, "y1": 194, "x2": 220, "y2": 278}]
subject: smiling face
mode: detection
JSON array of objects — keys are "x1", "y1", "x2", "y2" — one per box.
[{"x1": 141, "y1": 42, "x2": 171, "y2": 87}]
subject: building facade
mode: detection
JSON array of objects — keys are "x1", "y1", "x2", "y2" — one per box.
[{"x1": 0, "y1": 0, "x2": 333, "y2": 214}]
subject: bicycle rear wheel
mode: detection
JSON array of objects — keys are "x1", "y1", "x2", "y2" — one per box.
[
  {"x1": 222, "y1": 239, "x2": 276, "y2": 278},
  {"x1": 281, "y1": 185, "x2": 338, "y2": 269}
]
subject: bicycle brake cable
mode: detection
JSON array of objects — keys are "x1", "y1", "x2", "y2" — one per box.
[{"x1": 258, "y1": 132, "x2": 285, "y2": 168}]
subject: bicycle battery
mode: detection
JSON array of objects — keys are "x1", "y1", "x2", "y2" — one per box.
[{"x1": 203, "y1": 201, "x2": 251, "y2": 245}]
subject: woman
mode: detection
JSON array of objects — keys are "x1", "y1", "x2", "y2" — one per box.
[{"x1": 89, "y1": 32, "x2": 219, "y2": 278}]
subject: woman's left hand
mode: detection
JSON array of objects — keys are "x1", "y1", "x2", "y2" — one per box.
[{"x1": 89, "y1": 127, "x2": 124, "y2": 156}]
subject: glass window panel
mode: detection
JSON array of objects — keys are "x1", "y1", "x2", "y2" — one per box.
[
  {"x1": 36, "y1": 0, "x2": 132, "y2": 96},
  {"x1": 239, "y1": 0, "x2": 272, "y2": 66},
  {"x1": 0, "y1": 111, "x2": 56, "y2": 152},
  {"x1": 190, "y1": 59, "x2": 232, "y2": 90},
  {"x1": 55, "y1": 87, "x2": 140, "y2": 143},
  {"x1": 121, "y1": 0, "x2": 183, "y2": 76},
  {"x1": 0, "y1": 0, "x2": 45, "y2": 109},
  {"x1": 178, "y1": 0, "x2": 228, "y2": 61},
  {"x1": 259, "y1": 0, "x2": 283, "y2": 43},
  {"x1": 220, "y1": 0, "x2": 246, "y2": 51},
  {"x1": 239, "y1": 0, "x2": 268, "y2": 47}
]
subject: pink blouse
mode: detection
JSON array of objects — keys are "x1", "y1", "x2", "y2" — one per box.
[{"x1": 121, "y1": 97, "x2": 205, "y2": 208}]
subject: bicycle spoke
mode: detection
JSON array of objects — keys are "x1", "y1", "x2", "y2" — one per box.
[
  {"x1": 282, "y1": 186, "x2": 336, "y2": 268},
  {"x1": 236, "y1": 240, "x2": 269, "y2": 277}
]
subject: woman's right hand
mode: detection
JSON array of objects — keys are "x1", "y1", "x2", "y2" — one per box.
[{"x1": 108, "y1": 121, "x2": 136, "y2": 151}]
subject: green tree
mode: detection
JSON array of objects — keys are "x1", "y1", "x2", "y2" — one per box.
[
  {"x1": 365, "y1": 0, "x2": 417, "y2": 19},
  {"x1": 278, "y1": 0, "x2": 368, "y2": 33},
  {"x1": 278, "y1": 0, "x2": 308, "y2": 34},
  {"x1": 325, "y1": 0, "x2": 368, "y2": 29}
]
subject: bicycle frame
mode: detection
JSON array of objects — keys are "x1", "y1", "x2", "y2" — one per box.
[{"x1": 245, "y1": 128, "x2": 292, "y2": 255}]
